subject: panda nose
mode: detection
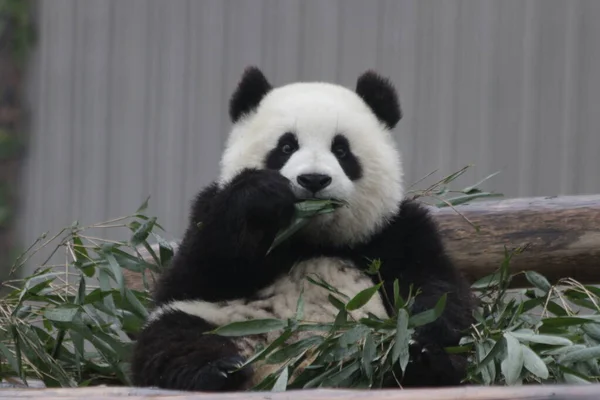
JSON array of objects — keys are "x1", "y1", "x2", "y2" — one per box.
[{"x1": 297, "y1": 174, "x2": 332, "y2": 193}]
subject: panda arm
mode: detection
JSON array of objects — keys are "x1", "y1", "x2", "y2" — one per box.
[
  {"x1": 153, "y1": 168, "x2": 296, "y2": 304},
  {"x1": 369, "y1": 199, "x2": 475, "y2": 385}
]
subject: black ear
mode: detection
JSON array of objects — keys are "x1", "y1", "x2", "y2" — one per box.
[
  {"x1": 355, "y1": 71, "x2": 402, "y2": 129},
  {"x1": 229, "y1": 66, "x2": 272, "y2": 123}
]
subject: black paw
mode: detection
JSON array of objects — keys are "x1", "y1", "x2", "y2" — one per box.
[
  {"x1": 193, "y1": 356, "x2": 252, "y2": 392},
  {"x1": 399, "y1": 340, "x2": 463, "y2": 387},
  {"x1": 229, "y1": 169, "x2": 296, "y2": 229}
]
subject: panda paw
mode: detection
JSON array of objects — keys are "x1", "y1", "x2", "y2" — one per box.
[
  {"x1": 229, "y1": 169, "x2": 296, "y2": 230},
  {"x1": 193, "y1": 356, "x2": 252, "y2": 391},
  {"x1": 401, "y1": 340, "x2": 463, "y2": 386}
]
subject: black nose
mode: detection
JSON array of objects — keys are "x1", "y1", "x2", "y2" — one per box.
[{"x1": 297, "y1": 174, "x2": 332, "y2": 193}]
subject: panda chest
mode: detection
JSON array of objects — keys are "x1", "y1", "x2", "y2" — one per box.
[{"x1": 252, "y1": 257, "x2": 388, "y2": 323}]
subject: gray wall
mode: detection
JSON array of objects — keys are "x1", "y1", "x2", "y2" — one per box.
[{"x1": 17, "y1": 0, "x2": 600, "y2": 263}]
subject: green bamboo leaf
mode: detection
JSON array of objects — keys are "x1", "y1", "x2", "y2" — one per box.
[
  {"x1": 474, "y1": 339, "x2": 503, "y2": 374},
  {"x1": 521, "y1": 345, "x2": 549, "y2": 379},
  {"x1": 11, "y1": 326, "x2": 24, "y2": 384},
  {"x1": 582, "y1": 323, "x2": 600, "y2": 341},
  {"x1": 563, "y1": 373, "x2": 592, "y2": 385},
  {"x1": 476, "y1": 343, "x2": 492, "y2": 385},
  {"x1": 334, "y1": 309, "x2": 348, "y2": 327},
  {"x1": 362, "y1": 333, "x2": 376, "y2": 379},
  {"x1": 272, "y1": 367, "x2": 289, "y2": 392},
  {"x1": 320, "y1": 361, "x2": 360, "y2": 387},
  {"x1": 393, "y1": 279, "x2": 404, "y2": 310},
  {"x1": 75, "y1": 275, "x2": 86, "y2": 305},
  {"x1": 328, "y1": 294, "x2": 345, "y2": 311},
  {"x1": 558, "y1": 345, "x2": 600, "y2": 365},
  {"x1": 546, "y1": 301, "x2": 568, "y2": 317},
  {"x1": 0, "y1": 342, "x2": 19, "y2": 376},
  {"x1": 136, "y1": 196, "x2": 151, "y2": 213},
  {"x1": 239, "y1": 329, "x2": 294, "y2": 368},
  {"x1": 542, "y1": 317, "x2": 597, "y2": 328},
  {"x1": 129, "y1": 216, "x2": 157, "y2": 246},
  {"x1": 43, "y1": 305, "x2": 80, "y2": 323},
  {"x1": 409, "y1": 294, "x2": 447, "y2": 327},
  {"x1": 124, "y1": 288, "x2": 149, "y2": 319},
  {"x1": 101, "y1": 250, "x2": 125, "y2": 296},
  {"x1": 364, "y1": 259, "x2": 381, "y2": 275},
  {"x1": 524, "y1": 271, "x2": 552, "y2": 293},
  {"x1": 471, "y1": 272, "x2": 502, "y2": 289},
  {"x1": 510, "y1": 331, "x2": 573, "y2": 346},
  {"x1": 346, "y1": 283, "x2": 382, "y2": 311},
  {"x1": 295, "y1": 288, "x2": 305, "y2": 320},
  {"x1": 71, "y1": 234, "x2": 92, "y2": 274},
  {"x1": 267, "y1": 336, "x2": 323, "y2": 364},
  {"x1": 392, "y1": 309, "x2": 410, "y2": 372},
  {"x1": 501, "y1": 333, "x2": 524, "y2": 385},
  {"x1": 483, "y1": 340, "x2": 497, "y2": 384},
  {"x1": 210, "y1": 319, "x2": 286, "y2": 337},
  {"x1": 268, "y1": 200, "x2": 345, "y2": 253}
]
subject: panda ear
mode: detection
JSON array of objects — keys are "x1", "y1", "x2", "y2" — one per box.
[
  {"x1": 355, "y1": 71, "x2": 402, "y2": 129},
  {"x1": 229, "y1": 66, "x2": 273, "y2": 123}
]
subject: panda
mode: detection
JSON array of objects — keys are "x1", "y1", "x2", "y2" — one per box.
[{"x1": 130, "y1": 66, "x2": 475, "y2": 392}]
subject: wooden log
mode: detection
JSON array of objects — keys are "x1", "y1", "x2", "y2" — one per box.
[
  {"x1": 431, "y1": 194, "x2": 600, "y2": 286},
  {"x1": 125, "y1": 194, "x2": 600, "y2": 291},
  {"x1": 3, "y1": 385, "x2": 600, "y2": 399}
]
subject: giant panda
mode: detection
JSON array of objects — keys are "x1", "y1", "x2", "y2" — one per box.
[{"x1": 130, "y1": 66, "x2": 475, "y2": 392}]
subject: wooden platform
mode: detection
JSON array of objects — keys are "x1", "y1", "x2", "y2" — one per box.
[{"x1": 2, "y1": 385, "x2": 599, "y2": 400}]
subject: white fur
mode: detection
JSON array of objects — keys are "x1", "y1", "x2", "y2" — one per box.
[
  {"x1": 218, "y1": 82, "x2": 404, "y2": 246},
  {"x1": 148, "y1": 257, "x2": 388, "y2": 385}
]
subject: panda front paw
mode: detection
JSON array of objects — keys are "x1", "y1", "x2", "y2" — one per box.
[
  {"x1": 193, "y1": 356, "x2": 252, "y2": 391},
  {"x1": 400, "y1": 340, "x2": 464, "y2": 387},
  {"x1": 229, "y1": 168, "x2": 296, "y2": 230}
]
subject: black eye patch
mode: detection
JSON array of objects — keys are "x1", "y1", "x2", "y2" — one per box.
[
  {"x1": 331, "y1": 134, "x2": 362, "y2": 181},
  {"x1": 265, "y1": 132, "x2": 299, "y2": 170}
]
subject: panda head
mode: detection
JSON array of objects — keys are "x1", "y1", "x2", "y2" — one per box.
[{"x1": 219, "y1": 66, "x2": 404, "y2": 246}]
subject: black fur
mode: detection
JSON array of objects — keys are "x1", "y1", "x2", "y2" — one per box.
[
  {"x1": 331, "y1": 134, "x2": 362, "y2": 180},
  {"x1": 229, "y1": 66, "x2": 272, "y2": 123},
  {"x1": 355, "y1": 71, "x2": 402, "y2": 129},
  {"x1": 264, "y1": 132, "x2": 299, "y2": 170},
  {"x1": 131, "y1": 168, "x2": 475, "y2": 391},
  {"x1": 131, "y1": 311, "x2": 252, "y2": 391}
]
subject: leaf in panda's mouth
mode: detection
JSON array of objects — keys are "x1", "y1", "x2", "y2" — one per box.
[{"x1": 266, "y1": 199, "x2": 346, "y2": 254}]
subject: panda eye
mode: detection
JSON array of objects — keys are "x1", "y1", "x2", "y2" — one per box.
[
  {"x1": 281, "y1": 144, "x2": 295, "y2": 154},
  {"x1": 333, "y1": 146, "x2": 347, "y2": 159}
]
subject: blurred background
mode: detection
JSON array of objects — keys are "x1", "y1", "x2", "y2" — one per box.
[{"x1": 1, "y1": 0, "x2": 599, "y2": 278}]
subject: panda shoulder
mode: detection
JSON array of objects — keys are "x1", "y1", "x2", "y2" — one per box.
[
  {"x1": 189, "y1": 182, "x2": 220, "y2": 223},
  {"x1": 378, "y1": 198, "x2": 449, "y2": 257}
]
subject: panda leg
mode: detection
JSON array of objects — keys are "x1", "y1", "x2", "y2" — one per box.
[
  {"x1": 131, "y1": 310, "x2": 253, "y2": 391},
  {"x1": 397, "y1": 288, "x2": 472, "y2": 387}
]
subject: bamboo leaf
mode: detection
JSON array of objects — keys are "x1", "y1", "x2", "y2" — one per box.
[
  {"x1": 392, "y1": 309, "x2": 410, "y2": 372},
  {"x1": 362, "y1": 333, "x2": 376, "y2": 380},
  {"x1": 558, "y1": 345, "x2": 600, "y2": 365},
  {"x1": 272, "y1": 367, "x2": 288, "y2": 392},
  {"x1": 267, "y1": 336, "x2": 323, "y2": 364},
  {"x1": 409, "y1": 294, "x2": 447, "y2": 327},
  {"x1": 521, "y1": 345, "x2": 549, "y2": 379},
  {"x1": 295, "y1": 287, "x2": 305, "y2": 320},
  {"x1": 346, "y1": 283, "x2": 382, "y2": 311},
  {"x1": 43, "y1": 306, "x2": 80, "y2": 323},
  {"x1": 525, "y1": 271, "x2": 552, "y2": 293},
  {"x1": 500, "y1": 333, "x2": 524, "y2": 385},
  {"x1": 129, "y1": 217, "x2": 157, "y2": 246},
  {"x1": 510, "y1": 331, "x2": 573, "y2": 346}
]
